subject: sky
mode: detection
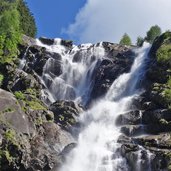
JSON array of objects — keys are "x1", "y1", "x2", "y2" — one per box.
[{"x1": 26, "y1": 0, "x2": 171, "y2": 44}]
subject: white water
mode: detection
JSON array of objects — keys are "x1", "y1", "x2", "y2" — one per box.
[
  {"x1": 35, "y1": 38, "x2": 151, "y2": 170},
  {"x1": 19, "y1": 46, "x2": 30, "y2": 70},
  {"x1": 36, "y1": 39, "x2": 105, "y2": 105},
  {"x1": 58, "y1": 43, "x2": 151, "y2": 171}
]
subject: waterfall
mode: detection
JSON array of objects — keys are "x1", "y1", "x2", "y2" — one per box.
[
  {"x1": 36, "y1": 39, "x2": 105, "y2": 105},
  {"x1": 58, "y1": 42, "x2": 151, "y2": 171},
  {"x1": 35, "y1": 38, "x2": 151, "y2": 170}
]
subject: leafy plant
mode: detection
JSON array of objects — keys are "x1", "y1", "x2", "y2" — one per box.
[
  {"x1": 145, "y1": 25, "x2": 161, "y2": 43},
  {"x1": 0, "y1": 74, "x2": 4, "y2": 87},
  {"x1": 119, "y1": 33, "x2": 132, "y2": 46},
  {"x1": 157, "y1": 44, "x2": 171, "y2": 66},
  {"x1": 136, "y1": 36, "x2": 144, "y2": 47}
]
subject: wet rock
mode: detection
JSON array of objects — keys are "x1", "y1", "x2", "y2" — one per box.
[
  {"x1": 142, "y1": 109, "x2": 171, "y2": 124},
  {"x1": 116, "y1": 110, "x2": 142, "y2": 125},
  {"x1": 91, "y1": 55, "x2": 133, "y2": 100},
  {"x1": 120, "y1": 125, "x2": 145, "y2": 137},
  {"x1": 49, "y1": 100, "x2": 84, "y2": 130},
  {"x1": 39, "y1": 37, "x2": 55, "y2": 45},
  {"x1": 61, "y1": 40, "x2": 73, "y2": 48}
]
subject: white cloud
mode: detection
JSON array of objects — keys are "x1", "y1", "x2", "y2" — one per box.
[{"x1": 64, "y1": 0, "x2": 171, "y2": 44}]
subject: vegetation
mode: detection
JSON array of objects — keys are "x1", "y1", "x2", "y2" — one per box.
[
  {"x1": 0, "y1": 74, "x2": 4, "y2": 87},
  {"x1": 119, "y1": 33, "x2": 132, "y2": 46},
  {"x1": 145, "y1": 25, "x2": 161, "y2": 43},
  {"x1": 14, "y1": 90, "x2": 46, "y2": 111},
  {"x1": 17, "y1": 0, "x2": 37, "y2": 37},
  {"x1": 154, "y1": 32, "x2": 171, "y2": 109},
  {"x1": 136, "y1": 36, "x2": 144, "y2": 47},
  {"x1": 0, "y1": 0, "x2": 37, "y2": 67},
  {"x1": 157, "y1": 44, "x2": 171, "y2": 66},
  {"x1": 0, "y1": 0, "x2": 21, "y2": 65}
]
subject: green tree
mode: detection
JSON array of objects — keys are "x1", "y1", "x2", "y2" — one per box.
[
  {"x1": 0, "y1": 0, "x2": 37, "y2": 65},
  {"x1": 119, "y1": 33, "x2": 132, "y2": 46},
  {"x1": 0, "y1": 0, "x2": 21, "y2": 64},
  {"x1": 145, "y1": 25, "x2": 161, "y2": 43},
  {"x1": 136, "y1": 36, "x2": 144, "y2": 47},
  {"x1": 17, "y1": 0, "x2": 37, "y2": 37}
]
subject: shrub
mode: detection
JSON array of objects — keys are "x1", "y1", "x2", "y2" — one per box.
[
  {"x1": 156, "y1": 44, "x2": 171, "y2": 66},
  {"x1": 136, "y1": 36, "x2": 144, "y2": 47},
  {"x1": 119, "y1": 33, "x2": 132, "y2": 46},
  {"x1": 145, "y1": 25, "x2": 161, "y2": 44}
]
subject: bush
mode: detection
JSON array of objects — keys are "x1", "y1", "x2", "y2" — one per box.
[
  {"x1": 157, "y1": 44, "x2": 171, "y2": 66},
  {"x1": 145, "y1": 25, "x2": 161, "y2": 44},
  {"x1": 0, "y1": 74, "x2": 4, "y2": 87},
  {"x1": 119, "y1": 33, "x2": 132, "y2": 46},
  {"x1": 136, "y1": 36, "x2": 144, "y2": 47}
]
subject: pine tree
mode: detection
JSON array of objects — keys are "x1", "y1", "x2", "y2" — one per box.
[{"x1": 17, "y1": 0, "x2": 37, "y2": 37}]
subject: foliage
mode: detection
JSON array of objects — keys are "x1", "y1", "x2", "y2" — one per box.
[
  {"x1": 17, "y1": 0, "x2": 37, "y2": 37},
  {"x1": 14, "y1": 91, "x2": 25, "y2": 100},
  {"x1": 156, "y1": 44, "x2": 171, "y2": 66},
  {"x1": 0, "y1": 0, "x2": 37, "y2": 66},
  {"x1": 119, "y1": 33, "x2": 132, "y2": 46},
  {"x1": 14, "y1": 90, "x2": 46, "y2": 110},
  {"x1": 0, "y1": 0, "x2": 21, "y2": 64},
  {"x1": 145, "y1": 25, "x2": 161, "y2": 43},
  {"x1": 136, "y1": 36, "x2": 144, "y2": 47},
  {"x1": 0, "y1": 74, "x2": 4, "y2": 87}
]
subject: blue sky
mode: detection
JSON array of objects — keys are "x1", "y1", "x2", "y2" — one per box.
[
  {"x1": 26, "y1": 0, "x2": 171, "y2": 44},
  {"x1": 25, "y1": 0, "x2": 86, "y2": 39}
]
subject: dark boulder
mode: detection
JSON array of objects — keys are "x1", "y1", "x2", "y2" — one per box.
[
  {"x1": 49, "y1": 100, "x2": 84, "y2": 130},
  {"x1": 116, "y1": 110, "x2": 142, "y2": 126},
  {"x1": 39, "y1": 37, "x2": 55, "y2": 46}
]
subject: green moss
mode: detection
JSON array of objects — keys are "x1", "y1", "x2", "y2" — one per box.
[
  {"x1": 4, "y1": 129, "x2": 16, "y2": 143},
  {"x1": 0, "y1": 150, "x2": 13, "y2": 163},
  {"x1": 27, "y1": 100, "x2": 46, "y2": 110},
  {"x1": 0, "y1": 73, "x2": 4, "y2": 87},
  {"x1": 163, "y1": 89, "x2": 171, "y2": 108},
  {"x1": 2, "y1": 107, "x2": 15, "y2": 113},
  {"x1": 14, "y1": 89, "x2": 46, "y2": 111},
  {"x1": 14, "y1": 91, "x2": 25, "y2": 100},
  {"x1": 26, "y1": 88, "x2": 37, "y2": 96}
]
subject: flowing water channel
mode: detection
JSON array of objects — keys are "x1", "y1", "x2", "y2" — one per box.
[{"x1": 35, "y1": 39, "x2": 151, "y2": 171}]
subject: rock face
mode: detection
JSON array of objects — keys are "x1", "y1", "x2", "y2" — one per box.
[
  {"x1": 0, "y1": 89, "x2": 74, "y2": 171},
  {"x1": 1, "y1": 32, "x2": 171, "y2": 171},
  {"x1": 49, "y1": 100, "x2": 84, "y2": 130},
  {"x1": 116, "y1": 32, "x2": 171, "y2": 171},
  {"x1": 90, "y1": 43, "x2": 134, "y2": 100}
]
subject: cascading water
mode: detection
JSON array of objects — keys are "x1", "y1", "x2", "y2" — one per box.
[
  {"x1": 36, "y1": 39, "x2": 105, "y2": 105},
  {"x1": 58, "y1": 42, "x2": 151, "y2": 171},
  {"x1": 35, "y1": 38, "x2": 151, "y2": 170}
]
